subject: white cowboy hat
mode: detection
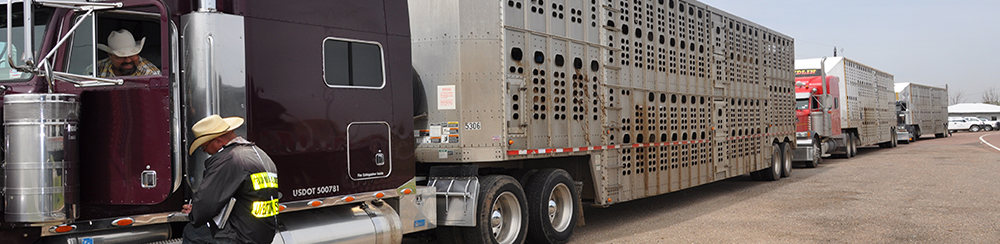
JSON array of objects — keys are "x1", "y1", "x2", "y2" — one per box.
[
  {"x1": 97, "y1": 29, "x2": 145, "y2": 57},
  {"x1": 189, "y1": 115, "x2": 245, "y2": 155}
]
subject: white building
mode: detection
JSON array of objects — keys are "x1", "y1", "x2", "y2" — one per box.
[{"x1": 948, "y1": 103, "x2": 1000, "y2": 120}]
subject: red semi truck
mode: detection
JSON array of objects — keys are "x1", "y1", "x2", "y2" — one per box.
[
  {"x1": 0, "y1": 0, "x2": 796, "y2": 243},
  {"x1": 792, "y1": 57, "x2": 897, "y2": 167}
]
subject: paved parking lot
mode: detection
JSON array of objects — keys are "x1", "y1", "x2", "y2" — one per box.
[{"x1": 570, "y1": 131, "x2": 1000, "y2": 243}]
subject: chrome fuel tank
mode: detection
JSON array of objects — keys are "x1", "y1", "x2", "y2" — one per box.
[{"x1": 3, "y1": 93, "x2": 79, "y2": 223}]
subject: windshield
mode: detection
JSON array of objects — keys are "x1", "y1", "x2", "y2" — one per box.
[
  {"x1": 0, "y1": 3, "x2": 53, "y2": 81},
  {"x1": 796, "y1": 98, "x2": 809, "y2": 110}
]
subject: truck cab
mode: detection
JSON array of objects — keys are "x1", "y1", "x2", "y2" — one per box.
[{"x1": 792, "y1": 68, "x2": 841, "y2": 167}]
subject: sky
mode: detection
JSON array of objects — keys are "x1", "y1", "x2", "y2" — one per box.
[{"x1": 701, "y1": 0, "x2": 1000, "y2": 103}]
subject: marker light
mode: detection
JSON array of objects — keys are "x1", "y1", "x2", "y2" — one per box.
[
  {"x1": 111, "y1": 218, "x2": 134, "y2": 227},
  {"x1": 374, "y1": 192, "x2": 385, "y2": 198},
  {"x1": 309, "y1": 200, "x2": 323, "y2": 207},
  {"x1": 52, "y1": 225, "x2": 75, "y2": 233},
  {"x1": 344, "y1": 196, "x2": 356, "y2": 202},
  {"x1": 279, "y1": 205, "x2": 287, "y2": 212},
  {"x1": 402, "y1": 189, "x2": 413, "y2": 195}
]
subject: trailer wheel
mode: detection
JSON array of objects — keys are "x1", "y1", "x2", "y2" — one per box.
[
  {"x1": 804, "y1": 139, "x2": 821, "y2": 168},
  {"x1": 780, "y1": 142, "x2": 792, "y2": 178},
  {"x1": 842, "y1": 134, "x2": 854, "y2": 158},
  {"x1": 853, "y1": 133, "x2": 861, "y2": 155},
  {"x1": 970, "y1": 125, "x2": 981, "y2": 132},
  {"x1": 525, "y1": 169, "x2": 579, "y2": 244},
  {"x1": 761, "y1": 144, "x2": 781, "y2": 181},
  {"x1": 466, "y1": 175, "x2": 528, "y2": 244}
]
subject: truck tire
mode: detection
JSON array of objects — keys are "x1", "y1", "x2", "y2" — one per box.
[
  {"x1": 466, "y1": 175, "x2": 528, "y2": 244},
  {"x1": 525, "y1": 169, "x2": 579, "y2": 244},
  {"x1": 780, "y1": 142, "x2": 792, "y2": 178},
  {"x1": 842, "y1": 134, "x2": 854, "y2": 158},
  {"x1": 761, "y1": 144, "x2": 781, "y2": 181},
  {"x1": 970, "y1": 125, "x2": 981, "y2": 132},
  {"x1": 935, "y1": 133, "x2": 945, "y2": 138},
  {"x1": 850, "y1": 133, "x2": 858, "y2": 156},
  {"x1": 804, "y1": 139, "x2": 821, "y2": 168},
  {"x1": 985, "y1": 126, "x2": 994, "y2": 131}
]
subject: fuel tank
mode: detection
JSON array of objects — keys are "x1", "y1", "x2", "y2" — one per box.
[
  {"x1": 3, "y1": 93, "x2": 79, "y2": 224},
  {"x1": 273, "y1": 201, "x2": 402, "y2": 244}
]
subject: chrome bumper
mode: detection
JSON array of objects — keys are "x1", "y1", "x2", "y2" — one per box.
[{"x1": 793, "y1": 137, "x2": 815, "y2": 162}]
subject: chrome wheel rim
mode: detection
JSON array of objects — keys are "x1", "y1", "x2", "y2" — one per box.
[
  {"x1": 772, "y1": 146, "x2": 781, "y2": 176},
  {"x1": 548, "y1": 183, "x2": 573, "y2": 232},
  {"x1": 491, "y1": 192, "x2": 522, "y2": 244}
]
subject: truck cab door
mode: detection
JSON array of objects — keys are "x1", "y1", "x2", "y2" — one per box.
[{"x1": 56, "y1": 1, "x2": 178, "y2": 206}]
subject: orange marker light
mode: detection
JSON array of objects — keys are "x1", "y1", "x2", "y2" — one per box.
[
  {"x1": 403, "y1": 189, "x2": 413, "y2": 195},
  {"x1": 309, "y1": 200, "x2": 323, "y2": 207},
  {"x1": 607, "y1": 198, "x2": 612, "y2": 203},
  {"x1": 344, "y1": 196, "x2": 356, "y2": 202},
  {"x1": 278, "y1": 205, "x2": 287, "y2": 212},
  {"x1": 52, "y1": 225, "x2": 75, "y2": 233},
  {"x1": 375, "y1": 192, "x2": 385, "y2": 198},
  {"x1": 508, "y1": 140, "x2": 514, "y2": 145},
  {"x1": 111, "y1": 218, "x2": 134, "y2": 227}
]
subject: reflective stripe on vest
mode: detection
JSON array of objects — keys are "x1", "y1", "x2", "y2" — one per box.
[
  {"x1": 250, "y1": 172, "x2": 279, "y2": 190},
  {"x1": 252, "y1": 199, "x2": 279, "y2": 218}
]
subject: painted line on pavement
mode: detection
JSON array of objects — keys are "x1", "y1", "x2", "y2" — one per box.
[{"x1": 979, "y1": 133, "x2": 1000, "y2": 152}]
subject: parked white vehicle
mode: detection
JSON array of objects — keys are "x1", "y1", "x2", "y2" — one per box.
[
  {"x1": 949, "y1": 117, "x2": 983, "y2": 132},
  {"x1": 965, "y1": 117, "x2": 994, "y2": 131}
]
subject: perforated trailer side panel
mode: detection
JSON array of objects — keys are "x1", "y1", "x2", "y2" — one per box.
[{"x1": 410, "y1": 0, "x2": 795, "y2": 205}]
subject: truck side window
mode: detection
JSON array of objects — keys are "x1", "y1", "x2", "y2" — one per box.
[
  {"x1": 64, "y1": 10, "x2": 163, "y2": 78},
  {"x1": 323, "y1": 38, "x2": 384, "y2": 88}
]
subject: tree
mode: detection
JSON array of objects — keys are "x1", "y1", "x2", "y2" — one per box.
[
  {"x1": 950, "y1": 90, "x2": 966, "y2": 105},
  {"x1": 982, "y1": 86, "x2": 1000, "y2": 105}
]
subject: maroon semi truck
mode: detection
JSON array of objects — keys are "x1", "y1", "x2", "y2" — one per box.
[
  {"x1": 1, "y1": 0, "x2": 423, "y2": 243},
  {"x1": 0, "y1": 0, "x2": 798, "y2": 243}
]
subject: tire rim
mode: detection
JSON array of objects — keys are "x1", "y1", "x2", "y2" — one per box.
[
  {"x1": 491, "y1": 192, "x2": 522, "y2": 244},
  {"x1": 548, "y1": 182, "x2": 573, "y2": 232},
  {"x1": 772, "y1": 146, "x2": 781, "y2": 176}
]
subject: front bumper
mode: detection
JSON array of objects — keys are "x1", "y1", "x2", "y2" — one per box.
[{"x1": 793, "y1": 137, "x2": 815, "y2": 162}]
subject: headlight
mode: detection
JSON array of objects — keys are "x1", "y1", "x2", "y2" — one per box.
[{"x1": 796, "y1": 132, "x2": 810, "y2": 138}]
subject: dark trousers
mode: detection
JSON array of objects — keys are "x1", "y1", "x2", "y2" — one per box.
[{"x1": 183, "y1": 223, "x2": 217, "y2": 244}]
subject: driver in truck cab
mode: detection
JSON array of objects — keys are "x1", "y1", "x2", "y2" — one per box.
[
  {"x1": 94, "y1": 29, "x2": 161, "y2": 77},
  {"x1": 181, "y1": 115, "x2": 280, "y2": 243}
]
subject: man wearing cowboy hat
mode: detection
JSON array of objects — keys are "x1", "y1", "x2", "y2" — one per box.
[
  {"x1": 95, "y1": 29, "x2": 160, "y2": 77},
  {"x1": 181, "y1": 115, "x2": 279, "y2": 243}
]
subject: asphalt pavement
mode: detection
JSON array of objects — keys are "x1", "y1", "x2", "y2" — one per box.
[{"x1": 570, "y1": 131, "x2": 1000, "y2": 243}]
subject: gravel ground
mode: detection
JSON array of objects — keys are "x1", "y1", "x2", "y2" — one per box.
[{"x1": 570, "y1": 131, "x2": 1000, "y2": 243}]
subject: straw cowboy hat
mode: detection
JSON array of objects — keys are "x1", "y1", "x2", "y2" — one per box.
[
  {"x1": 189, "y1": 115, "x2": 245, "y2": 155},
  {"x1": 97, "y1": 29, "x2": 145, "y2": 57}
]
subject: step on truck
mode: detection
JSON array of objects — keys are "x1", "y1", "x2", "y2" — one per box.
[
  {"x1": 894, "y1": 82, "x2": 948, "y2": 143},
  {"x1": 793, "y1": 57, "x2": 897, "y2": 168},
  {"x1": 0, "y1": 0, "x2": 794, "y2": 243}
]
